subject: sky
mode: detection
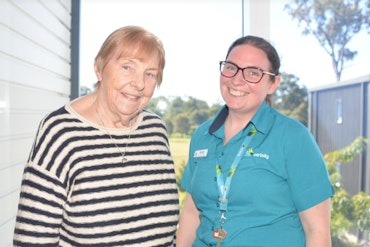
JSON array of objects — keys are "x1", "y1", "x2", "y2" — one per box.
[{"x1": 79, "y1": 0, "x2": 370, "y2": 105}]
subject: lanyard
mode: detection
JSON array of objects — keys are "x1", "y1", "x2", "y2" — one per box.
[{"x1": 216, "y1": 125, "x2": 257, "y2": 212}]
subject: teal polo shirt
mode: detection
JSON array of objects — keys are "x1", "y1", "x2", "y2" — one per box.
[{"x1": 181, "y1": 102, "x2": 334, "y2": 247}]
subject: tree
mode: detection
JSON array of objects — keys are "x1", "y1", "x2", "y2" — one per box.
[
  {"x1": 146, "y1": 96, "x2": 221, "y2": 136},
  {"x1": 163, "y1": 118, "x2": 174, "y2": 134},
  {"x1": 145, "y1": 96, "x2": 169, "y2": 117},
  {"x1": 271, "y1": 72, "x2": 308, "y2": 126},
  {"x1": 285, "y1": 0, "x2": 370, "y2": 81},
  {"x1": 190, "y1": 110, "x2": 210, "y2": 126},
  {"x1": 325, "y1": 136, "x2": 370, "y2": 246},
  {"x1": 183, "y1": 96, "x2": 209, "y2": 112},
  {"x1": 167, "y1": 96, "x2": 185, "y2": 119},
  {"x1": 174, "y1": 114, "x2": 190, "y2": 136}
]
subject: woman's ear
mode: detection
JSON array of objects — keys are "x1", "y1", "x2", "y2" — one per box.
[
  {"x1": 267, "y1": 75, "x2": 281, "y2": 95},
  {"x1": 94, "y1": 63, "x2": 102, "y2": 82}
]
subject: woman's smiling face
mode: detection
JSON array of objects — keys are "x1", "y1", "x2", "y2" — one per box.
[
  {"x1": 220, "y1": 44, "x2": 280, "y2": 114},
  {"x1": 95, "y1": 55, "x2": 159, "y2": 119}
]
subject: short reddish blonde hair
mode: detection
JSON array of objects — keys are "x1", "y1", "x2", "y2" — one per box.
[{"x1": 94, "y1": 26, "x2": 165, "y2": 86}]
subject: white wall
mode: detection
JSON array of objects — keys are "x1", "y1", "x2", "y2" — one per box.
[
  {"x1": 0, "y1": 0, "x2": 72, "y2": 245},
  {"x1": 249, "y1": 0, "x2": 270, "y2": 39}
]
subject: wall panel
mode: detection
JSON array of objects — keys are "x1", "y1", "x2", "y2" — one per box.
[{"x1": 0, "y1": 0, "x2": 73, "y2": 245}]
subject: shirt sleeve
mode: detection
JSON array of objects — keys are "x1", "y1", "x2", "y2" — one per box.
[
  {"x1": 284, "y1": 124, "x2": 334, "y2": 212},
  {"x1": 13, "y1": 117, "x2": 66, "y2": 246}
]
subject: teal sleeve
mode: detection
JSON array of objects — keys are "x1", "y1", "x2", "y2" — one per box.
[{"x1": 285, "y1": 125, "x2": 334, "y2": 212}]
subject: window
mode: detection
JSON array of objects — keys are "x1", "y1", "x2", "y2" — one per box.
[{"x1": 336, "y1": 98, "x2": 343, "y2": 124}]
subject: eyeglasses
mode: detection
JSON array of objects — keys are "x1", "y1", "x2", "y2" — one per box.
[{"x1": 219, "y1": 61, "x2": 276, "y2": 83}]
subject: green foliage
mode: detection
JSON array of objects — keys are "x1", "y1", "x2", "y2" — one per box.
[
  {"x1": 324, "y1": 136, "x2": 369, "y2": 245},
  {"x1": 164, "y1": 118, "x2": 174, "y2": 134},
  {"x1": 352, "y1": 192, "x2": 370, "y2": 231},
  {"x1": 148, "y1": 96, "x2": 222, "y2": 136},
  {"x1": 183, "y1": 97, "x2": 209, "y2": 113},
  {"x1": 189, "y1": 110, "x2": 209, "y2": 126},
  {"x1": 331, "y1": 188, "x2": 354, "y2": 237},
  {"x1": 167, "y1": 97, "x2": 186, "y2": 118},
  {"x1": 174, "y1": 114, "x2": 191, "y2": 135},
  {"x1": 285, "y1": 0, "x2": 370, "y2": 81},
  {"x1": 271, "y1": 72, "x2": 308, "y2": 125},
  {"x1": 145, "y1": 96, "x2": 170, "y2": 117},
  {"x1": 169, "y1": 137, "x2": 190, "y2": 210},
  {"x1": 324, "y1": 137, "x2": 367, "y2": 163}
]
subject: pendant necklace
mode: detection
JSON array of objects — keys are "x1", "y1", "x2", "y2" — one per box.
[{"x1": 95, "y1": 108, "x2": 132, "y2": 163}]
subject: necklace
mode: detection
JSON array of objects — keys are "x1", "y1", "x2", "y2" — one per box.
[{"x1": 95, "y1": 108, "x2": 132, "y2": 163}]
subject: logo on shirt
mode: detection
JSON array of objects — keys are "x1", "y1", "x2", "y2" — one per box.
[{"x1": 245, "y1": 148, "x2": 270, "y2": 160}]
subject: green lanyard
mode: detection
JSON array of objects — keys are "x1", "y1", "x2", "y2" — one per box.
[
  {"x1": 214, "y1": 125, "x2": 257, "y2": 246},
  {"x1": 216, "y1": 125, "x2": 257, "y2": 213}
]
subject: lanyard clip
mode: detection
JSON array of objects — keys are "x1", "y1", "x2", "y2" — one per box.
[
  {"x1": 221, "y1": 212, "x2": 226, "y2": 220},
  {"x1": 219, "y1": 211, "x2": 227, "y2": 225}
]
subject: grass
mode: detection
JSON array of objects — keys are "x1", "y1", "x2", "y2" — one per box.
[
  {"x1": 169, "y1": 137, "x2": 190, "y2": 210},
  {"x1": 170, "y1": 137, "x2": 190, "y2": 163}
]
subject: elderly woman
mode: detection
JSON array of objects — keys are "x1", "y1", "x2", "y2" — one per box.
[{"x1": 14, "y1": 26, "x2": 179, "y2": 246}]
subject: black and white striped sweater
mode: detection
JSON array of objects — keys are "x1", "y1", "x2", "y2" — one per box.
[{"x1": 14, "y1": 104, "x2": 179, "y2": 247}]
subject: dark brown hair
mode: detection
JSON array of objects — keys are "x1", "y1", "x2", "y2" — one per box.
[{"x1": 225, "y1": 35, "x2": 280, "y2": 104}]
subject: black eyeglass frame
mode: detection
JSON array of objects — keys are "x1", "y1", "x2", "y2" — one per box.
[{"x1": 219, "y1": 61, "x2": 277, "y2": 84}]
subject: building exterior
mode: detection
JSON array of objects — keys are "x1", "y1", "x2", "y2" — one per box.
[
  {"x1": 0, "y1": 0, "x2": 79, "y2": 245},
  {"x1": 309, "y1": 75, "x2": 370, "y2": 196}
]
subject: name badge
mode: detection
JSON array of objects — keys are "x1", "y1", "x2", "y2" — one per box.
[{"x1": 194, "y1": 149, "x2": 208, "y2": 158}]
